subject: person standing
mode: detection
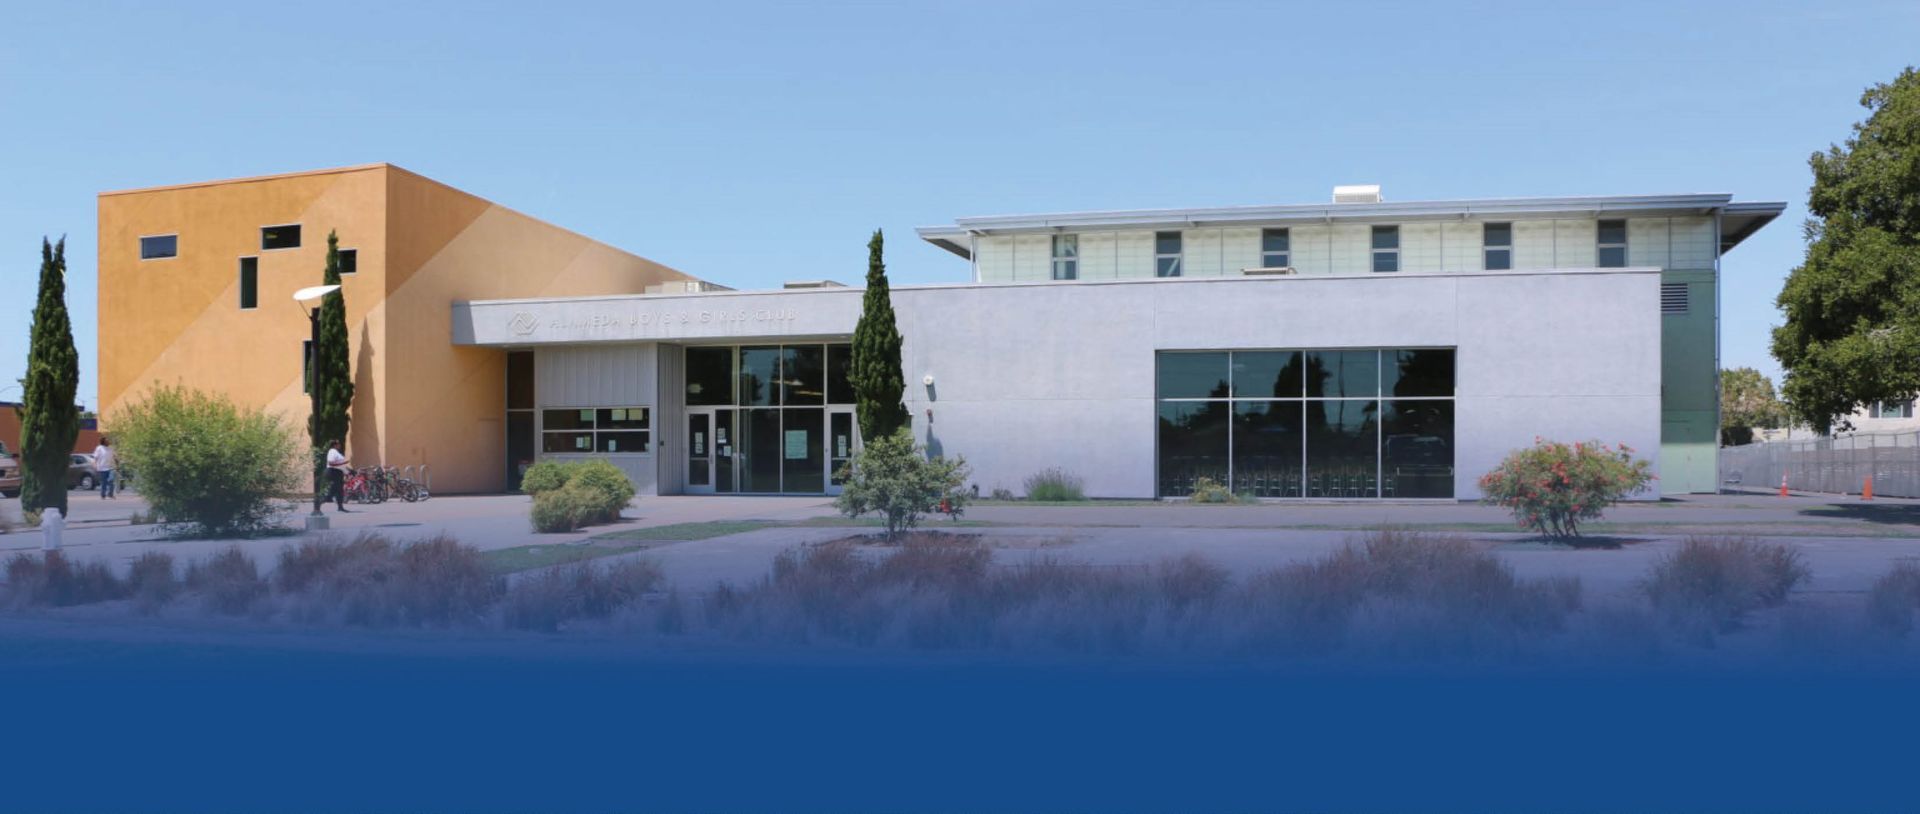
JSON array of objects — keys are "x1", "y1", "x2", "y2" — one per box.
[
  {"x1": 325, "y1": 440, "x2": 351, "y2": 513},
  {"x1": 92, "y1": 435, "x2": 117, "y2": 499}
]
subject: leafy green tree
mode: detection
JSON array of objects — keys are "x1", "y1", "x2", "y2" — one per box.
[
  {"x1": 312, "y1": 231, "x2": 355, "y2": 471},
  {"x1": 1772, "y1": 67, "x2": 1920, "y2": 433},
  {"x1": 834, "y1": 430, "x2": 971, "y2": 541},
  {"x1": 1720, "y1": 367, "x2": 1786, "y2": 445},
  {"x1": 850, "y1": 229, "x2": 909, "y2": 442},
  {"x1": 20, "y1": 237, "x2": 80, "y2": 515},
  {"x1": 113, "y1": 386, "x2": 301, "y2": 536}
]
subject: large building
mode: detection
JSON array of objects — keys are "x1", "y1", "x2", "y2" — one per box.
[{"x1": 101, "y1": 168, "x2": 1782, "y2": 498}]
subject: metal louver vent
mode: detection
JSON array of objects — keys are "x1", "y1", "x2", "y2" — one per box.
[{"x1": 1661, "y1": 282, "x2": 1689, "y2": 315}]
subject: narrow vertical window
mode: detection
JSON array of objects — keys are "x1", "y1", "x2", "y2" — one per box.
[
  {"x1": 1155, "y1": 231, "x2": 1182, "y2": 277},
  {"x1": 238, "y1": 257, "x2": 258, "y2": 309},
  {"x1": 1261, "y1": 228, "x2": 1290, "y2": 269},
  {"x1": 338, "y1": 248, "x2": 358, "y2": 274},
  {"x1": 1597, "y1": 219, "x2": 1627, "y2": 267},
  {"x1": 1483, "y1": 222, "x2": 1512, "y2": 270},
  {"x1": 1371, "y1": 225, "x2": 1400, "y2": 272},
  {"x1": 1051, "y1": 234, "x2": 1078, "y2": 280},
  {"x1": 139, "y1": 234, "x2": 178, "y2": 260}
]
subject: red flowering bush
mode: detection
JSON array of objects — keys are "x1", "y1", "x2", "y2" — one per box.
[{"x1": 1478, "y1": 439, "x2": 1654, "y2": 538}]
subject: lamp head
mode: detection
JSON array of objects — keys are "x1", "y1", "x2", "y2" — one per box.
[{"x1": 292, "y1": 284, "x2": 341, "y2": 304}]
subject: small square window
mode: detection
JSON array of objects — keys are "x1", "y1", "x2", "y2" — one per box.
[
  {"x1": 1155, "y1": 231, "x2": 1182, "y2": 278},
  {"x1": 1371, "y1": 225, "x2": 1399, "y2": 273},
  {"x1": 1597, "y1": 219, "x2": 1627, "y2": 268},
  {"x1": 1051, "y1": 235, "x2": 1078, "y2": 281},
  {"x1": 262, "y1": 224, "x2": 302, "y2": 251},
  {"x1": 338, "y1": 248, "x2": 357, "y2": 274},
  {"x1": 1261, "y1": 228, "x2": 1290, "y2": 269},
  {"x1": 140, "y1": 235, "x2": 178, "y2": 260}
]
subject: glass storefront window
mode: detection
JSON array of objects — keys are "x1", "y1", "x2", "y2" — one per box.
[
  {"x1": 828, "y1": 344, "x2": 854, "y2": 404},
  {"x1": 738, "y1": 346, "x2": 780, "y2": 407},
  {"x1": 541, "y1": 409, "x2": 592, "y2": 431},
  {"x1": 543, "y1": 431, "x2": 593, "y2": 453},
  {"x1": 1233, "y1": 401, "x2": 1303, "y2": 497},
  {"x1": 1306, "y1": 400, "x2": 1378, "y2": 498},
  {"x1": 1155, "y1": 348, "x2": 1452, "y2": 499},
  {"x1": 1383, "y1": 400, "x2": 1453, "y2": 498},
  {"x1": 1306, "y1": 350, "x2": 1378, "y2": 398},
  {"x1": 1158, "y1": 352, "x2": 1230, "y2": 400},
  {"x1": 1383, "y1": 349, "x2": 1455, "y2": 398},
  {"x1": 781, "y1": 408, "x2": 825, "y2": 493},
  {"x1": 596, "y1": 431, "x2": 649, "y2": 454},
  {"x1": 1157, "y1": 401, "x2": 1229, "y2": 497},
  {"x1": 1232, "y1": 351, "x2": 1303, "y2": 399},
  {"x1": 782, "y1": 345, "x2": 825, "y2": 405},
  {"x1": 595, "y1": 408, "x2": 650, "y2": 430},
  {"x1": 686, "y1": 347, "x2": 734, "y2": 406}
]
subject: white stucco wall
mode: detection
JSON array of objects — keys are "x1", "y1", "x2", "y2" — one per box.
[{"x1": 457, "y1": 267, "x2": 1663, "y2": 500}]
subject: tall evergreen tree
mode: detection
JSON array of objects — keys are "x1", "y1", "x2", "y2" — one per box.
[
  {"x1": 20, "y1": 237, "x2": 80, "y2": 515},
  {"x1": 311, "y1": 231, "x2": 354, "y2": 455},
  {"x1": 850, "y1": 229, "x2": 908, "y2": 441},
  {"x1": 1772, "y1": 67, "x2": 1920, "y2": 432}
]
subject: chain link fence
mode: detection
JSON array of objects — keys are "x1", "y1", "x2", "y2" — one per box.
[{"x1": 1719, "y1": 430, "x2": 1920, "y2": 497}]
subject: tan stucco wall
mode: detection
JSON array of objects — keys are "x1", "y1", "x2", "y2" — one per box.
[
  {"x1": 98, "y1": 165, "x2": 389, "y2": 458},
  {"x1": 98, "y1": 164, "x2": 698, "y2": 494},
  {"x1": 378, "y1": 168, "x2": 694, "y2": 493}
]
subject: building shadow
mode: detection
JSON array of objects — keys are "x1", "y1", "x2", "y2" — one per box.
[
  {"x1": 353, "y1": 321, "x2": 379, "y2": 460},
  {"x1": 1798, "y1": 503, "x2": 1920, "y2": 525}
]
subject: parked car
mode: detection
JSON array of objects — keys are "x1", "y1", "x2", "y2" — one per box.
[
  {"x1": 68, "y1": 453, "x2": 98, "y2": 490},
  {"x1": 0, "y1": 451, "x2": 18, "y2": 498}
]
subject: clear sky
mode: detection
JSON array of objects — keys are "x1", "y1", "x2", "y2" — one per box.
[{"x1": 2, "y1": 0, "x2": 1916, "y2": 411}]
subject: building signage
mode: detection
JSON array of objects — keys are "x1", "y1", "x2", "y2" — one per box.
[{"x1": 535, "y1": 308, "x2": 800, "y2": 333}]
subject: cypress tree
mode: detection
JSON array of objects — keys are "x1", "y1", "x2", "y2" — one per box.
[
  {"x1": 850, "y1": 229, "x2": 908, "y2": 442},
  {"x1": 20, "y1": 237, "x2": 80, "y2": 515},
  {"x1": 311, "y1": 230, "x2": 354, "y2": 456}
]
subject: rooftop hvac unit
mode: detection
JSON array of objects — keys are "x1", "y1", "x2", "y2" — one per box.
[{"x1": 1332, "y1": 184, "x2": 1382, "y2": 204}]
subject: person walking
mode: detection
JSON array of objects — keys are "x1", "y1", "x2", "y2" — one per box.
[
  {"x1": 325, "y1": 440, "x2": 351, "y2": 513},
  {"x1": 92, "y1": 435, "x2": 118, "y2": 499}
]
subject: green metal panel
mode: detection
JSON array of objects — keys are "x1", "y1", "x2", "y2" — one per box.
[{"x1": 1661, "y1": 269, "x2": 1718, "y2": 493}]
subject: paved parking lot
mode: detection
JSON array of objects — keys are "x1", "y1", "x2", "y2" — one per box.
[{"x1": 6, "y1": 491, "x2": 1920, "y2": 601}]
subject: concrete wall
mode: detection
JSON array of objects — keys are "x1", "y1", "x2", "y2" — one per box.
[{"x1": 459, "y1": 268, "x2": 1664, "y2": 499}]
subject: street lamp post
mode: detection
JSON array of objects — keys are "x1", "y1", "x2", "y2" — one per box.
[{"x1": 292, "y1": 285, "x2": 340, "y2": 531}]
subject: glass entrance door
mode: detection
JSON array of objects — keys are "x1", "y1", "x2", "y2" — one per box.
[
  {"x1": 685, "y1": 408, "x2": 736, "y2": 494},
  {"x1": 827, "y1": 408, "x2": 857, "y2": 496}
]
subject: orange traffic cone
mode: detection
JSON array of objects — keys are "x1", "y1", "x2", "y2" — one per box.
[
  {"x1": 1863, "y1": 476, "x2": 1874, "y2": 501},
  {"x1": 1779, "y1": 472, "x2": 1790, "y2": 498}
]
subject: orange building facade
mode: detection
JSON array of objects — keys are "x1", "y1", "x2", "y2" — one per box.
[{"x1": 97, "y1": 164, "x2": 703, "y2": 494}]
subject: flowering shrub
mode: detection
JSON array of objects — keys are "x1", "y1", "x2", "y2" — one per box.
[{"x1": 1478, "y1": 439, "x2": 1654, "y2": 537}]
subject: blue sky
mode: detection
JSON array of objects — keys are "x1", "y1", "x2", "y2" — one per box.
[{"x1": 2, "y1": 0, "x2": 1916, "y2": 410}]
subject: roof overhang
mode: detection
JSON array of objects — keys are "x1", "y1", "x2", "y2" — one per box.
[
  {"x1": 918, "y1": 194, "x2": 1791, "y2": 260},
  {"x1": 1720, "y1": 201, "x2": 1788, "y2": 254}
]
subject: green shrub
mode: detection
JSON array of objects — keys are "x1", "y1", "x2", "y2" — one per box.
[
  {"x1": 567, "y1": 460, "x2": 636, "y2": 523},
  {"x1": 531, "y1": 482, "x2": 601, "y2": 533},
  {"x1": 521, "y1": 460, "x2": 635, "y2": 530},
  {"x1": 519, "y1": 460, "x2": 574, "y2": 496},
  {"x1": 1478, "y1": 439, "x2": 1653, "y2": 538},
  {"x1": 1023, "y1": 468, "x2": 1086, "y2": 501},
  {"x1": 1189, "y1": 476, "x2": 1240, "y2": 504},
  {"x1": 502, "y1": 559, "x2": 665, "y2": 632},
  {"x1": 833, "y1": 430, "x2": 972, "y2": 541},
  {"x1": 275, "y1": 534, "x2": 503, "y2": 626},
  {"x1": 127, "y1": 551, "x2": 179, "y2": 612},
  {"x1": 184, "y1": 546, "x2": 268, "y2": 614},
  {"x1": 2, "y1": 551, "x2": 127, "y2": 607},
  {"x1": 1868, "y1": 563, "x2": 1920, "y2": 635},
  {"x1": 111, "y1": 385, "x2": 301, "y2": 536},
  {"x1": 1642, "y1": 536, "x2": 1810, "y2": 638}
]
